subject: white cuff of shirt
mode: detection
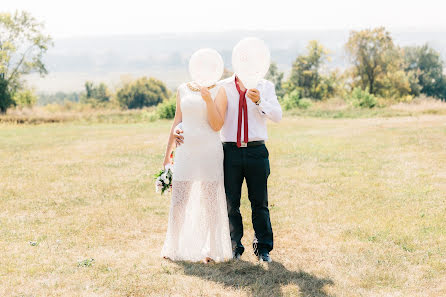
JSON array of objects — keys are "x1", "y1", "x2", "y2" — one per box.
[{"x1": 256, "y1": 97, "x2": 267, "y2": 115}]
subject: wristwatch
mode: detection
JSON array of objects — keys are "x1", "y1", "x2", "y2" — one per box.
[{"x1": 255, "y1": 98, "x2": 261, "y2": 105}]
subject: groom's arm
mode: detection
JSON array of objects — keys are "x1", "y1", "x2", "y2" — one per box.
[
  {"x1": 173, "y1": 122, "x2": 184, "y2": 146},
  {"x1": 248, "y1": 81, "x2": 282, "y2": 123}
]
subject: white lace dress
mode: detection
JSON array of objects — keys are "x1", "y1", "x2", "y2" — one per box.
[{"x1": 161, "y1": 83, "x2": 232, "y2": 262}]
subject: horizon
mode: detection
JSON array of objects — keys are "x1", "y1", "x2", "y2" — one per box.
[
  {"x1": 24, "y1": 29, "x2": 446, "y2": 94},
  {"x1": 48, "y1": 27, "x2": 446, "y2": 40}
]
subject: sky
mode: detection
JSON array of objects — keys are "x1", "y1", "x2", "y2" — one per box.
[{"x1": 3, "y1": 0, "x2": 446, "y2": 37}]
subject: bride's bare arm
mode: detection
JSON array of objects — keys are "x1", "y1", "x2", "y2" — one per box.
[
  {"x1": 201, "y1": 87, "x2": 228, "y2": 131},
  {"x1": 163, "y1": 90, "x2": 182, "y2": 167}
]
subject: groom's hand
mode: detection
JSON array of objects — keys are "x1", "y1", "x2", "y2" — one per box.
[
  {"x1": 247, "y1": 89, "x2": 260, "y2": 103},
  {"x1": 174, "y1": 128, "x2": 184, "y2": 147}
]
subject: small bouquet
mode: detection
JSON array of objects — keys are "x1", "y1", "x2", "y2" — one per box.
[{"x1": 154, "y1": 164, "x2": 173, "y2": 194}]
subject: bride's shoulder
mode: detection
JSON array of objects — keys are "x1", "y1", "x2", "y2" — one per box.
[
  {"x1": 177, "y1": 82, "x2": 188, "y2": 91},
  {"x1": 217, "y1": 76, "x2": 234, "y2": 87},
  {"x1": 176, "y1": 82, "x2": 191, "y2": 97}
]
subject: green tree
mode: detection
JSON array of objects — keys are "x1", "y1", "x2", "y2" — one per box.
[
  {"x1": 286, "y1": 40, "x2": 333, "y2": 100},
  {"x1": 13, "y1": 89, "x2": 37, "y2": 107},
  {"x1": 116, "y1": 77, "x2": 170, "y2": 109},
  {"x1": 345, "y1": 27, "x2": 393, "y2": 95},
  {"x1": 345, "y1": 27, "x2": 412, "y2": 99},
  {"x1": 82, "y1": 81, "x2": 111, "y2": 103},
  {"x1": 265, "y1": 62, "x2": 285, "y2": 99},
  {"x1": 403, "y1": 44, "x2": 446, "y2": 100},
  {"x1": 0, "y1": 11, "x2": 52, "y2": 112},
  {"x1": 378, "y1": 69, "x2": 413, "y2": 100},
  {"x1": 0, "y1": 76, "x2": 13, "y2": 112}
]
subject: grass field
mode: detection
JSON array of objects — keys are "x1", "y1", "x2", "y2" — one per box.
[{"x1": 1, "y1": 115, "x2": 446, "y2": 296}]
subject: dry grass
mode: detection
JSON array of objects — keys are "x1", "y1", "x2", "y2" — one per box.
[
  {"x1": 287, "y1": 97, "x2": 446, "y2": 119},
  {"x1": 1, "y1": 115, "x2": 446, "y2": 296},
  {"x1": 0, "y1": 105, "x2": 158, "y2": 124},
  {"x1": 390, "y1": 96, "x2": 446, "y2": 113},
  {"x1": 2, "y1": 97, "x2": 446, "y2": 125}
]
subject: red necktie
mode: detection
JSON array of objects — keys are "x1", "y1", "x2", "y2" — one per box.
[{"x1": 235, "y1": 76, "x2": 248, "y2": 148}]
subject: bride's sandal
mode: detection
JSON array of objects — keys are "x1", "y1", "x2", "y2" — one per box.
[{"x1": 203, "y1": 257, "x2": 214, "y2": 264}]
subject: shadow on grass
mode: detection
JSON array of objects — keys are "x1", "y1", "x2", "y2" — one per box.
[{"x1": 174, "y1": 259, "x2": 335, "y2": 297}]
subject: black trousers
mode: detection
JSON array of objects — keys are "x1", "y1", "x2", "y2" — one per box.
[{"x1": 223, "y1": 143, "x2": 273, "y2": 255}]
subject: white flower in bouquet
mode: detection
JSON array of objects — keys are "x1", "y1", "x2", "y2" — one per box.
[
  {"x1": 161, "y1": 173, "x2": 169, "y2": 184},
  {"x1": 155, "y1": 178, "x2": 163, "y2": 193}
]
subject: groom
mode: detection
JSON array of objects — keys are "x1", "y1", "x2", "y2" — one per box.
[{"x1": 175, "y1": 69, "x2": 282, "y2": 263}]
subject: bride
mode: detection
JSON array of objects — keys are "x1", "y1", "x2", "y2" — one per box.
[{"x1": 161, "y1": 49, "x2": 232, "y2": 262}]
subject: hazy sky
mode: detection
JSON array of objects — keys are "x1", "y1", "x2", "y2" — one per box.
[{"x1": 4, "y1": 0, "x2": 446, "y2": 37}]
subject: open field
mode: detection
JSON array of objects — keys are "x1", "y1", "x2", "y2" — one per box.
[{"x1": 1, "y1": 115, "x2": 446, "y2": 296}]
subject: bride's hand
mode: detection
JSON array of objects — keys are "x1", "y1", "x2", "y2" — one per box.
[
  {"x1": 163, "y1": 158, "x2": 171, "y2": 168},
  {"x1": 200, "y1": 87, "x2": 212, "y2": 103}
]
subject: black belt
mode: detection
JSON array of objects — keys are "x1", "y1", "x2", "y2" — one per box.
[{"x1": 222, "y1": 141, "x2": 265, "y2": 148}]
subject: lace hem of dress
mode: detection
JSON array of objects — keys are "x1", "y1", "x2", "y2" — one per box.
[{"x1": 161, "y1": 180, "x2": 232, "y2": 262}]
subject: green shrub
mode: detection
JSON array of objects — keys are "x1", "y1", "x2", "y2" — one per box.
[
  {"x1": 157, "y1": 98, "x2": 176, "y2": 119},
  {"x1": 116, "y1": 77, "x2": 170, "y2": 109},
  {"x1": 13, "y1": 89, "x2": 37, "y2": 107},
  {"x1": 141, "y1": 110, "x2": 159, "y2": 122},
  {"x1": 281, "y1": 90, "x2": 313, "y2": 110},
  {"x1": 347, "y1": 87, "x2": 377, "y2": 108},
  {"x1": 298, "y1": 98, "x2": 312, "y2": 109},
  {"x1": 281, "y1": 89, "x2": 301, "y2": 110}
]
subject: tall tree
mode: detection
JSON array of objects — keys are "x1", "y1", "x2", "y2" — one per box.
[
  {"x1": 265, "y1": 62, "x2": 285, "y2": 100},
  {"x1": 0, "y1": 11, "x2": 52, "y2": 112},
  {"x1": 286, "y1": 40, "x2": 333, "y2": 100},
  {"x1": 82, "y1": 81, "x2": 111, "y2": 102},
  {"x1": 0, "y1": 76, "x2": 13, "y2": 113},
  {"x1": 345, "y1": 27, "x2": 391, "y2": 95},
  {"x1": 345, "y1": 27, "x2": 412, "y2": 99},
  {"x1": 403, "y1": 44, "x2": 446, "y2": 100}
]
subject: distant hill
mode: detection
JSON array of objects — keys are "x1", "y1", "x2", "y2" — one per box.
[{"x1": 27, "y1": 30, "x2": 446, "y2": 93}]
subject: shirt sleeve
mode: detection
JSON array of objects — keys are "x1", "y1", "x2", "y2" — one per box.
[{"x1": 255, "y1": 81, "x2": 283, "y2": 123}]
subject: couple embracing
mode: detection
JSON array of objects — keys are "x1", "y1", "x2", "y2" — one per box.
[{"x1": 161, "y1": 38, "x2": 282, "y2": 263}]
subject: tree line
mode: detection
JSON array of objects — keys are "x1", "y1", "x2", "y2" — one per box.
[
  {"x1": 1, "y1": 11, "x2": 445, "y2": 114},
  {"x1": 268, "y1": 27, "x2": 446, "y2": 110},
  {"x1": 79, "y1": 77, "x2": 170, "y2": 109}
]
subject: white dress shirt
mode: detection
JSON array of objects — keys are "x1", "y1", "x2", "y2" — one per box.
[{"x1": 218, "y1": 75, "x2": 282, "y2": 142}]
